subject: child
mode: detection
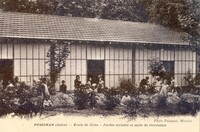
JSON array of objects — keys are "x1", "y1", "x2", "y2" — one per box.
[
  {"x1": 139, "y1": 76, "x2": 150, "y2": 94},
  {"x1": 160, "y1": 79, "x2": 169, "y2": 97},
  {"x1": 14, "y1": 76, "x2": 20, "y2": 88},
  {"x1": 98, "y1": 74, "x2": 104, "y2": 90},
  {"x1": 60, "y1": 80, "x2": 67, "y2": 94},
  {"x1": 120, "y1": 92, "x2": 131, "y2": 106},
  {"x1": 86, "y1": 77, "x2": 92, "y2": 87},
  {"x1": 43, "y1": 95, "x2": 53, "y2": 108}
]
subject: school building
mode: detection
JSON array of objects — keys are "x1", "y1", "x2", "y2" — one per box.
[{"x1": 0, "y1": 11, "x2": 199, "y2": 90}]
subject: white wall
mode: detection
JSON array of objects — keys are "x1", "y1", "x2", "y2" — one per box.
[
  {"x1": 104, "y1": 45, "x2": 132, "y2": 88},
  {"x1": 4, "y1": 43, "x2": 132, "y2": 90},
  {"x1": 135, "y1": 46, "x2": 196, "y2": 86},
  {"x1": 62, "y1": 44, "x2": 133, "y2": 89},
  {"x1": 0, "y1": 42, "x2": 196, "y2": 89}
]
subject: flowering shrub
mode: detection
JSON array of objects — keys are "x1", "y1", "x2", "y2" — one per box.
[
  {"x1": 0, "y1": 83, "x2": 43, "y2": 117},
  {"x1": 51, "y1": 92, "x2": 74, "y2": 108},
  {"x1": 155, "y1": 96, "x2": 168, "y2": 115},
  {"x1": 149, "y1": 93, "x2": 162, "y2": 107},
  {"x1": 96, "y1": 93, "x2": 107, "y2": 107},
  {"x1": 95, "y1": 93, "x2": 120, "y2": 110},
  {"x1": 148, "y1": 93, "x2": 200, "y2": 115},
  {"x1": 138, "y1": 94, "x2": 151, "y2": 106}
]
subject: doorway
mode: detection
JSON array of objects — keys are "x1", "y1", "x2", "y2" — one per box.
[
  {"x1": 87, "y1": 60, "x2": 105, "y2": 84},
  {"x1": 0, "y1": 59, "x2": 14, "y2": 85}
]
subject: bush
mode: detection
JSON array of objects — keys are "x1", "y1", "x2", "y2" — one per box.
[
  {"x1": 74, "y1": 89, "x2": 89, "y2": 110},
  {"x1": 149, "y1": 93, "x2": 200, "y2": 116},
  {"x1": 183, "y1": 69, "x2": 195, "y2": 92},
  {"x1": 149, "y1": 93, "x2": 181, "y2": 115},
  {"x1": 138, "y1": 94, "x2": 151, "y2": 106},
  {"x1": 154, "y1": 95, "x2": 167, "y2": 115},
  {"x1": 96, "y1": 93, "x2": 120, "y2": 110},
  {"x1": 195, "y1": 73, "x2": 200, "y2": 85},
  {"x1": 0, "y1": 83, "x2": 43, "y2": 117},
  {"x1": 107, "y1": 87, "x2": 120, "y2": 95},
  {"x1": 124, "y1": 97, "x2": 141, "y2": 117},
  {"x1": 51, "y1": 92, "x2": 74, "y2": 108},
  {"x1": 48, "y1": 87, "x2": 56, "y2": 95},
  {"x1": 178, "y1": 94, "x2": 200, "y2": 115},
  {"x1": 148, "y1": 58, "x2": 165, "y2": 77},
  {"x1": 103, "y1": 93, "x2": 120, "y2": 110},
  {"x1": 118, "y1": 78, "x2": 137, "y2": 95},
  {"x1": 96, "y1": 93, "x2": 107, "y2": 108}
]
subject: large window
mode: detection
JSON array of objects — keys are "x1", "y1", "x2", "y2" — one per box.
[{"x1": 87, "y1": 60, "x2": 105, "y2": 84}]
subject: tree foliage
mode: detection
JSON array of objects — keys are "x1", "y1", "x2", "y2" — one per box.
[
  {"x1": 0, "y1": 0, "x2": 149, "y2": 22},
  {"x1": 147, "y1": 0, "x2": 189, "y2": 29},
  {"x1": 146, "y1": 0, "x2": 200, "y2": 55},
  {"x1": 148, "y1": 58, "x2": 165, "y2": 77},
  {"x1": 0, "y1": 0, "x2": 199, "y2": 25},
  {"x1": 46, "y1": 40, "x2": 70, "y2": 87}
]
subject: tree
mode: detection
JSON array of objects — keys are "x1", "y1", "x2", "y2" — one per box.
[
  {"x1": 46, "y1": 40, "x2": 70, "y2": 88},
  {"x1": 0, "y1": 0, "x2": 149, "y2": 22},
  {"x1": 146, "y1": 0, "x2": 200, "y2": 55},
  {"x1": 148, "y1": 58, "x2": 165, "y2": 78},
  {"x1": 98, "y1": 0, "x2": 148, "y2": 22},
  {"x1": 183, "y1": 0, "x2": 200, "y2": 55},
  {"x1": 146, "y1": 0, "x2": 190, "y2": 29}
]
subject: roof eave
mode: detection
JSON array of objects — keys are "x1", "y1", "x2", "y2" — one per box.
[{"x1": 0, "y1": 36, "x2": 189, "y2": 46}]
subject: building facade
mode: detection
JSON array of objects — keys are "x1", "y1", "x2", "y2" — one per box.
[{"x1": 0, "y1": 12, "x2": 199, "y2": 90}]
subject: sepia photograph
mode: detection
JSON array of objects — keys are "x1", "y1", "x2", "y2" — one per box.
[{"x1": 0, "y1": 0, "x2": 199, "y2": 132}]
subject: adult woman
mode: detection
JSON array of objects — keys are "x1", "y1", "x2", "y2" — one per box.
[
  {"x1": 74, "y1": 75, "x2": 82, "y2": 90},
  {"x1": 41, "y1": 78, "x2": 50, "y2": 99}
]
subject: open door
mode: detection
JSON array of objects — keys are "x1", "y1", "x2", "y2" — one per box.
[
  {"x1": 87, "y1": 60, "x2": 105, "y2": 84},
  {"x1": 0, "y1": 59, "x2": 14, "y2": 86}
]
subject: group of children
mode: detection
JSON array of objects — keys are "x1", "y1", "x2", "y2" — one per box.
[
  {"x1": 139, "y1": 76, "x2": 179, "y2": 97},
  {"x1": 73, "y1": 74, "x2": 105, "y2": 108},
  {"x1": 0, "y1": 77, "x2": 21, "y2": 93},
  {"x1": 73, "y1": 74, "x2": 105, "y2": 91}
]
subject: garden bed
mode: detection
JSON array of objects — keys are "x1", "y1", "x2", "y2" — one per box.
[
  {"x1": 0, "y1": 85, "x2": 199, "y2": 118},
  {"x1": 41, "y1": 92, "x2": 200, "y2": 118}
]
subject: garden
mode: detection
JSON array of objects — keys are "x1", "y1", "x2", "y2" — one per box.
[{"x1": 0, "y1": 74, "x2": 199, "y2": 119}]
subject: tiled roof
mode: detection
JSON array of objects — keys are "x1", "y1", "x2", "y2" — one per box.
[{"x1": 0, "y1": 11, "x2": 188, "y2": 45}]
